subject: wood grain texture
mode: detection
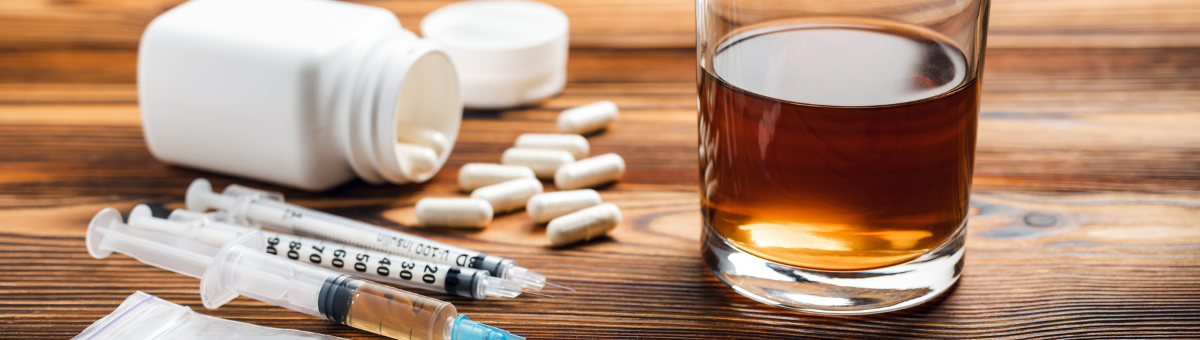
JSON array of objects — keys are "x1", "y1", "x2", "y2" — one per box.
[
  {"x1": 2, "y1": 0, "x2": 1200, "y2": 49},
  {"x1": 2, "y1": 0, "x2": 1200, "y2": 338}
]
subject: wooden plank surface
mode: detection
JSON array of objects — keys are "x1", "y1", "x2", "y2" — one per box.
[
  {"x1": 3, "y1": 0, "x2": 1200, "y2": 48},
  {"x1": 2, "y1": 0, "x2": 1200, "y2": 338}
]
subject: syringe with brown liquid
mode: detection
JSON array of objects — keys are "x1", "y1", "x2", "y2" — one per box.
[{"x1": 86, "y1": 207, "x2": 525, "y2": 340}]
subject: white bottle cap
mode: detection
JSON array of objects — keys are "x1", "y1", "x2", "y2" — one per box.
[{"x1": 421, "y1": 0, "x2": 569, "y2": 109}]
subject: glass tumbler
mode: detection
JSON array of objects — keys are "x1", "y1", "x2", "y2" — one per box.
[{"x1": 698, "y1": 0, "x2": 989, "y2": 314}]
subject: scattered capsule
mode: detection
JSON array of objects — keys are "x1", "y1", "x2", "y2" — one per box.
[
  {"x1": 514, "y1": 133, "x2": 589, "y2": 159},
  {"x1": 394, "y1": 143, "x2": 439, "y2": 176},
  {"x1": 415, "y1": 198, "x2": 493, "y2": 228},
  {"x1": 554, "y1": 153, "x2": 625, "y2": 190},
  {"x1": 501, "y1": 148, "x2": 575, "y2": 179},
  {"x1": 471, "y1": 178, "x2": 544, "y2": 213},
  {"x1": 398, "y1": 128, "x2": 450, "y2": 156},
  {"x1": 558, "y1": 100, "x2": 618, "y2": 134},
  {"x1": 458, "y1": 163, "x2": 536, "y2": 192},
  {"x1": 548, "y1": 203, "x2": 621, "y2": 246},
  {"x1": 526, "y1": 189, "x2": 603, "y2": 223}
]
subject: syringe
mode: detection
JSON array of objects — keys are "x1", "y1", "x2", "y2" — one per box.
[
  {"x1": 87, "y1": 207, "x2": 526, "y2": 340},
  {"x1": 123, "y1": 204, "x2": 526, "y2": 299},
  {"x1": 185, "y1": 178, "x2": 563, "y2": 291}
]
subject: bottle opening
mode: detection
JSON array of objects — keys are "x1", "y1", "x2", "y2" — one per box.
[
  {"x1": 395, "y1": 47, "x2": 461, "y2": 181},
  {"x1": 368, "y1": 39, "x2": 462, "y2": 184}
]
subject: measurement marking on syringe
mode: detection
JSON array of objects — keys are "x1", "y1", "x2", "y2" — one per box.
[
  {"x1": 374, "y1": 234, "x2": 475, "y2": 266},
  {"x1": 251, "y1": 202, "x2": 476, "y2": 267},
  {"x1": 281, "y1": 208, "x2": 303, "y2": 220},
  {"x1": 266, "y1": 232, "x2": 447, "y2": 286},
  {"x1": 198, "y1": 183, "x2": 547, "y2": 286}
]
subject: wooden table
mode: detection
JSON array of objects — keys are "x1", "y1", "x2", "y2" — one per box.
[{"x1": 3, "y1": 0, "x2": 1200, "y2": 338}]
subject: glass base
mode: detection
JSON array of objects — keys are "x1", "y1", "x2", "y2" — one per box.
[{"x1": 702, "y1": 222, "x2": 965, "y2": 315}]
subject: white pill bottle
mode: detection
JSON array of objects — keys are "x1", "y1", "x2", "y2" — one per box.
[{"x1": 139, "y1": 0, "x2": 461, "y2": 191}]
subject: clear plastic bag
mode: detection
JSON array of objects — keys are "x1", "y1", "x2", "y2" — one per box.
[{"x1": 73, "y1": 291, "x2": 347, "y2": 340}]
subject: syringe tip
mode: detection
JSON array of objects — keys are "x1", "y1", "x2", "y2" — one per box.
[
  {"x1": 523, "y1": 291, "x2": 555, "y2": 298},
  {"x1": 504, "y1": 266, "x2": 547, "y2": 291},
  {"x1": 482, "y1": 276, "x2": 524, "y2": 299},
  {"x1": 451, "y1": 315, "x2": 525, "y2": 340},
  {"x1": 544, "y1": 281, "x2": 575, "y2": 291}
]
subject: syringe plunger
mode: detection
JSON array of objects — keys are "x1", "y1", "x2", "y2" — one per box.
[
  {"x1": 87, "y1": 206, "x2": 527, "y2": 340},
  {"x1": 201, "y1": 232, "x2": 524, "y2": 340},
  {"x1": 201, "y1": 232, "x2": 332, "y2": 317},
  {"x1": 186, "y1": 178, "x2": 559, "y2": 292},
  {"x1": 158, "y1": 208, "x2": 525, "y2": 300},
  {"x1": 498, "y1": 262, "x2": 547, "y2": 291},
  {"x1": 87, "y1": 207, "x2": 219, "y2": 279}
]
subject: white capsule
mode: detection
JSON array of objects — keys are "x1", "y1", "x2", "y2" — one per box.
[
  {"x1": 394, "y1": 143, "x2": 439, "y2": 176},
  {"x1": 501, "y1": 148, "x2": 575, "y2": 179},
  {"x1": 398, "y1": 128, "x2": 449, "y2": 156},
  {"x1": 458, "y1": 163, "x2": 536, "y2": 192},
  {"x1": 526, "y1": 189, "x2": 603, "y2": 223},
  {"x1": 514, "y1": 133, "x2": 589, "y2": 159},
  {"x1": 558, "y1": 100, "x2": 619, "y2": 134},
  {"x1": 470, "y1": 178, "x2": 544, "y2": 213},
  {"x1": 554, "y1": 153, "x2": 625, "y2": 190},
  {"x1": 415, "y1": 198, "x2": 493, "y2": 228},
  {"x1": 547, "y1": 203, "x2": 621, "y2": 246}
]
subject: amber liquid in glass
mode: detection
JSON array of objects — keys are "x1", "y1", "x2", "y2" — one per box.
[{"x1": 700, "y1": 19, "x2": 979, "y2": 271}]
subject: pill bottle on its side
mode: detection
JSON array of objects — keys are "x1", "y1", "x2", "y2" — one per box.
[{"x1": 139, "y1": 0, "x2": 461, "y2": 191}]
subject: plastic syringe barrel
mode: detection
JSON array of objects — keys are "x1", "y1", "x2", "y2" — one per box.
[
  {"x1": 200, "y1": 232, "x2": 336, "y2": 318},
  {"x1": 256, "y1": 230, "x2": 521, "y2": 299},
  {"x1": 185, "y1": 178, "x2": 547, "y2": 290},
  {"x1": 157, "y1": 209, "x2": 522, "y2": 299},
  {"x1": 129, "y1": 206, "x2": 243, "y2": 246},
  {"x1": 85, "y1": 207, "x2": 524, "y2": 340},
  {"x1": 202, "y1": 232, "x2": 525, "y2": 340},
  {"x1": 86, "y1": 207, "x2": 219, "y2": 279}
]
